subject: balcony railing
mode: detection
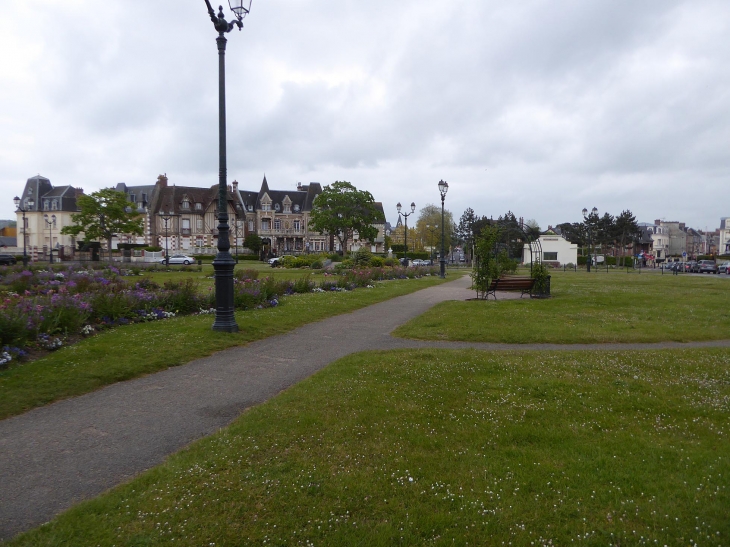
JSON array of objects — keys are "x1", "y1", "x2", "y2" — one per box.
[{"x1": 181, "y1": 228, "x2": 191, "y2": 236}]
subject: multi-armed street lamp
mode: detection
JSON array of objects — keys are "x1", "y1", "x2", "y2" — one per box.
[
  {"x1": 203, "y1": 0, "x2": 254, "y2": 332},
  {"x1": 43, "y1": 214, "x2": 56, "y2": 265},
  {"x1": 397, "y1": 201, "x2": 416, "y2": 266},
  {"x1": 426, "y1": 224, "x2": 438, "y2": 265},
  {"x1": 13, "y1": 195, "x2": 34, "y2": 266},
  {"x1": 582, "y1": 207, "x2": 598, "y2": 273},
  {"x1": 438, "y1": 179, "x2": 449, "y2": 278}
]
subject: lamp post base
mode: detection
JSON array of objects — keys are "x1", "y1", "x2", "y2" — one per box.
[
  {"x1": 212, "y1": 251, "x2": 239, "y2": 332},
  {"x1": 440, "y1": 259, "x2": 446, "y2": 278}
]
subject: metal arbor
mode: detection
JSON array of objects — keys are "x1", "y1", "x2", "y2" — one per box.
[{"x1": 472, "y1": 219, "x2": 542, "y2": 300}]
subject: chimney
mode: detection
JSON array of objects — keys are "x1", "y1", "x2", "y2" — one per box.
[
  {"x1": 297, "y1": 182, "x2": 302, "y2": 190},
  {"x1": 232, "y1": 180, "x2": 238, "y2": 192},
  {"x1": 76, "y1": 187, "x2": 84, "y2": 196}
]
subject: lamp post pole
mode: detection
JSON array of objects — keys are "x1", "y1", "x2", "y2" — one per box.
[
  {"x1": 13, "y1": 196, "x2": 34, "y2": 267},
  {"x1": 438, "y1": 180, "x2": 449, "y2": 278},
  {"x1": 397, "y1": 202, "x2": 416, "y2": 266},
  {"x1": 44, "y1": 214, "x2": 56, "y2": 266},
  {"x1": 582, "y1": 207, "x2": 598, "y2": 273},
  {"x1": 204, "y1": 0, "x2": 253, "y2": 332},
  {"x1": 161, "y1": 214, "x2": 171, "y2": 266}
]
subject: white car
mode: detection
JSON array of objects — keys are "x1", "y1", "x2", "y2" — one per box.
[
  {"x1": 268, "y1": 257, "x2": 283, "y2": 267},
  {"x1": 160, "y1": 254, "x2": 196, "y2": 265},
  {"x1": 410, "y1": 259, "x2": 429, "y2": 266}
]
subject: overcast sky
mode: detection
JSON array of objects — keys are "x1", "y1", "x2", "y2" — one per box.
[{"x1": 2, "y1": 0, "x2": 729, "y2": 230}]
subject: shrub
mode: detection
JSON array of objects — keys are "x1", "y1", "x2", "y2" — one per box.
[
  {"x1": 370, "y1": 256, "x2": 385, "y2": 268},
  {"x1": 352, "y1": 248, "x2": 373, "y2": 267},
  {"x1": 292, "y1": 275, "x2": 316, "y2": 294}
]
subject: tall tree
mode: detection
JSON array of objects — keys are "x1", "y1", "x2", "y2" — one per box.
[
  {"x1": 309, "y1": 181, "x2": 384, "y2": 254},
  {"x1": 416, "y1": 204, "x2": 454, "y2": 257},
  {"x1": 614, "y1": 210, "x2": 641, "y2": 259},
  {"x1": 457, "y1": 207, "x2": 477, "y2": 260},
  {"x1": 60, "y1": 188, "x2": 143, "y2": 262}
]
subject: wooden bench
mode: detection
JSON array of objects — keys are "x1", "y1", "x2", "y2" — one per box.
[{"x1": 485, "y1": 276, "x2": 536, "y2": 300}]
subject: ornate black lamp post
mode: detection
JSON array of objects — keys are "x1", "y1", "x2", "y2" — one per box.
[
  {"x1": 397, "y1": 201, "x2": 416, "y2": 266},
  {"x1": 43, "y1": 214, "x2": 56, "y2": 265},
  {"x1": 160, "y1": 213, "x2": 171, "y2": 266},
  {"x1": 426, "y1": 224, "x2": 438, "y2": 265},
  {"x1": 582, "y1": 207, "x2": 598, "y2": 273},
  {"x1": 438, "y1": 180, "x2": 449, "y2": 278},
  {"x1": 203, "y1": 0, "x2": 253, "y2": 332},
  {"x1": 13, "y1": 196, "x2": 34, "y2": 267}
]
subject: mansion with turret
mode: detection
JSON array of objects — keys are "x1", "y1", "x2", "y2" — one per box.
[{"x1": 14, "y1": 174, "x2": 388, "y2": 260}]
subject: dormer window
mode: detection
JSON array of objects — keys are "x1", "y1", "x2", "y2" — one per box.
[
  {"x1": 51, "y1": 200, "x2": 58, "y2": 211},
  {"x1": 247, "y1": 205, "x2": 253, "y2": 212},
  {"x1": 262, "y1": 203, "x2": 271, "y2": 211},
  {"x1": 130, "y1": 194, "x2": 136, "y2": 203},
  {"x1": 182, "y1": 199, "x2": 190, "y2": 210},
  {"x1": 293, "y1": 204, "x2": 300, "y2": 212},
  {"x1": 195, "y1": 202, "x2": 202, "y2": 211},
  {"x1": 43, "y1": 200, "x2": 50, "y2": 211}
]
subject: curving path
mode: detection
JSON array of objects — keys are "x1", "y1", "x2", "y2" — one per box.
[{"x1": 1, "y1": 275, "x2": 729, "y2": 540}]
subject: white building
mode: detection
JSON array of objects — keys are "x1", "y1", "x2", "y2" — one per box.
[{"x1": 523, "y1": 233, "x2": 577, "y2": 266}]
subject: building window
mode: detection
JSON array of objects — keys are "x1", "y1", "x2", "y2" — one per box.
[
  {"x1": 44, "y1": 200, "x2": 49, "y2": 210},
  {"x1": 543, "y1": 252, "x2": 558, "y2": 261},
  {"x1": 51, "y1": 200, "x2": 58, "y2": 211},
  {"x1": 261, "y1": 219, "x2": 271, "y2": 230},
  {"x1": 182, "y1": 200, "x2": 190, "y2": 209},
  {"x1": 262, "y1": 203, "x2": 271, "y2": 211},
  {"x1": 293, "y1": 220, "x2": 301, "y2": 232},
  {"x1": 248, "y1": 220, "x2": 254, "y2": 231},
  {"x1": 274, "y1": 219, "x2": 281, "y2": 230},
  {"x1": 284, "y1": 205, "x2": 291, "y2": 214},
  {"x1": 129, "y1": 194, "x2": 135, "y2": 203},
  {"x1": 195, "y1": 202, "x2": 202, "y2": 210},
  {"x1": 196, "y1": 219, "x2": 203, "y2": 230}
]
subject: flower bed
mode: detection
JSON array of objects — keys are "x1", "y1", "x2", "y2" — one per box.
[{"x1": 0, "y1": 264, "x2": 439, "y2": 366}]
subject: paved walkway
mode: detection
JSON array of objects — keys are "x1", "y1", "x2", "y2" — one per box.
[{"x1": 2, "y1": 275, "x2": 729, "y2": 540}]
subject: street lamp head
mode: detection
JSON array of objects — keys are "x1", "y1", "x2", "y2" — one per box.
[
  {"x1": 397, "y1": 202, "x2": 402, "y2": 213},
  {"x1": 410, "y1": 202, "x2": 416, "y2": 214},
  {"x1": 592, "y1": 207, "x2": 598, "y2": 216},
  {"x1": 229, "y1": 0, "x2": 252, "y2": 19},
  {"x1": 13, "y1": 196, "x2": 20, "y2": 209},
  {"x1": 582, "y1": 208, "x2": 588, "y2": 217},
  {"x1": 438, "y1": 179, "x2": 449, "y2": 196}
]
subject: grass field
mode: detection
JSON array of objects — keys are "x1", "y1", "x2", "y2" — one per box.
[
  {"x1": 394, "y1": 270, "x2": 730, "y2": 343},
  {"x1": 9, "y1": 347, "x2": 729, "y2": 546},
  {"x1": 0, "y1": 274, "x2": 451, "y2": 420}
]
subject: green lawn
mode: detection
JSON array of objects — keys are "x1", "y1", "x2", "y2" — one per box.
[
  {"x1": 394, "y1": 271, "x2": 730, "y2": 343},
  {"x1": 10, "y1": 348, "x2": 729, "y2": 546},
  {"x1": 0, "y1": 275, "x2": 450, "y2": 420}
]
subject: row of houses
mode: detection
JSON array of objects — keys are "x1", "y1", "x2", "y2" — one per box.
[
  {"x1": 523, "y1": 218, "x2": 730, "y2": 267},
  {"x1": 11, "y1": 174, "x2": 389, "y2": 261}
]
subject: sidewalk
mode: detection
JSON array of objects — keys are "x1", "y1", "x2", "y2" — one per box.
[{"x1": 1, "y1": 275, "x2": 727, "y2": 540}]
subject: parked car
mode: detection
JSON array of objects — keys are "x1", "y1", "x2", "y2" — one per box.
[
  {"x1": 718, "y1": 262, "x2": 730, "y2": 274},
  {"x1": 159, "y1": 254, "x2": 196, "y2": 265},
  {"x1": 684, "y1": 261, "x2": 697, "y2": 272},
  {"x1": 268, "y1": 256, "x2": 283, "y2": 267},
  {"x1": 697, "y1": 260, "x2": 718, "y2": 274},
  {"x1": 411, "y1": 259, "x2": 429, "y2": 266},
  {"x1": 0, "y1": 254, "x2": 18, "y2": 266}
]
